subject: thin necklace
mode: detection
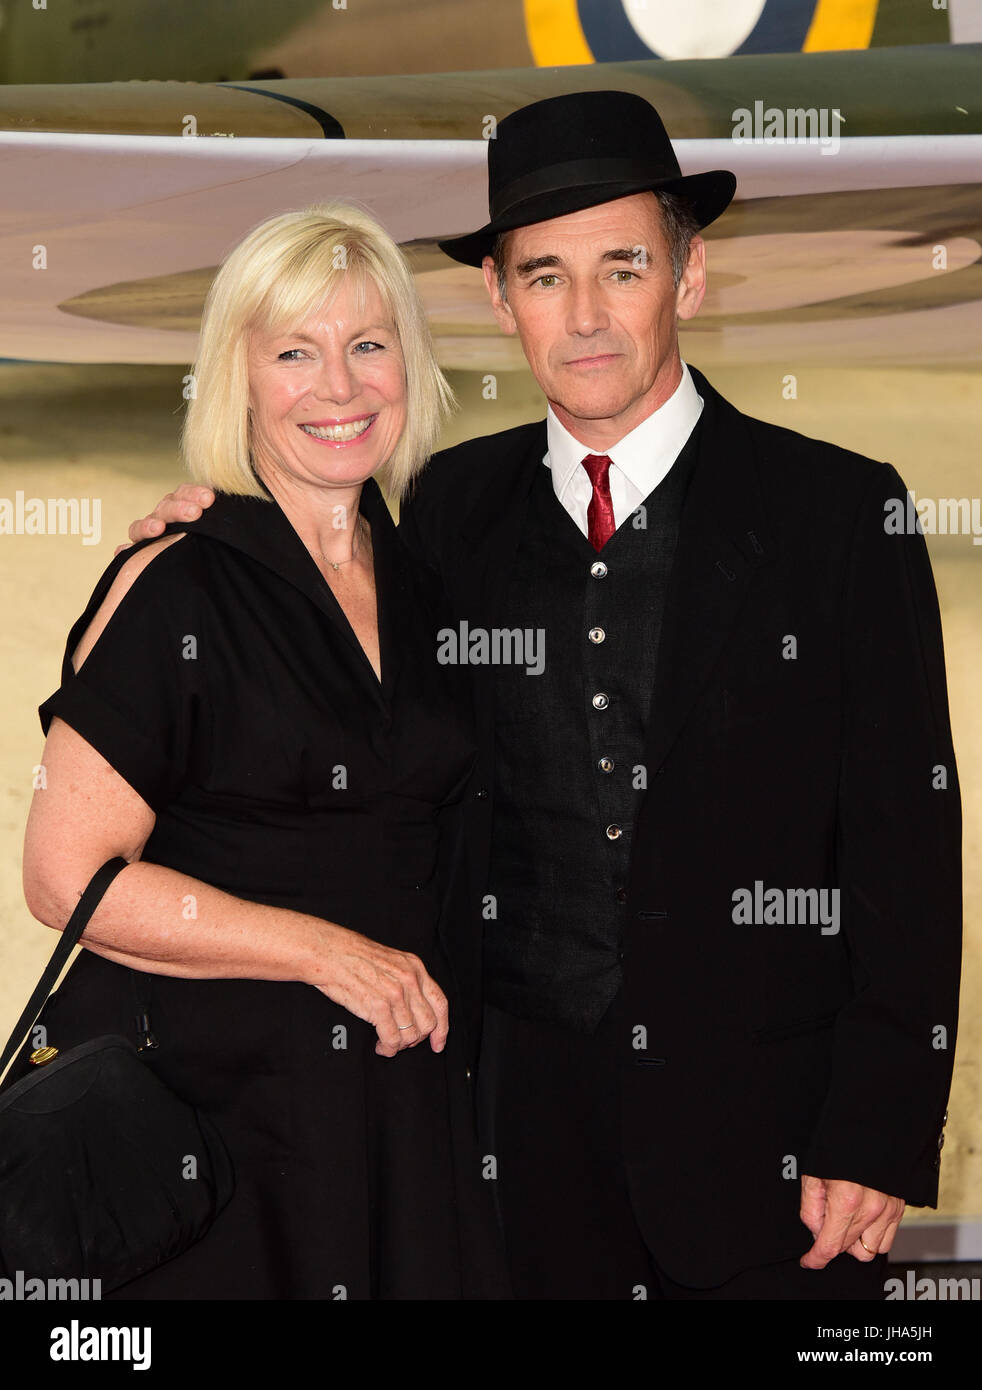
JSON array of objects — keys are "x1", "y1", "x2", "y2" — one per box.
[{"x1": 317, "y1": 517, "x2": 370, "y2": 572}]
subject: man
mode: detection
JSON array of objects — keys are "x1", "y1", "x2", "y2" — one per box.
[{"x1": 128, "y1": 91, "x2": 961, "y2": 1300}]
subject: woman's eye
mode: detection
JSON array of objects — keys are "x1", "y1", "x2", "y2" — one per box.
[
  {"x1": 353, "y1": 340, "x2": 384, "y2": 353},
  {"x1": 277, "y1": 348, "x2": 306, "y2": 361}
]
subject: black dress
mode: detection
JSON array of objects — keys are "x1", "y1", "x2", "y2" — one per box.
[{"x1": 35, "y1": 478, "x2": 508, "y2": 1300}]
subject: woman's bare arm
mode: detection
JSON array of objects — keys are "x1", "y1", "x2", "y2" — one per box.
[{"x1": 23, "y1": 539, "x2": 447, "y2": 1057}]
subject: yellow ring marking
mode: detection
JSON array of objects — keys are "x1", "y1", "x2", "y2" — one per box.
[
  {"x1": 523, "y1": 0, "x2": 594, "y2": 67},
  {"x1": 804, "y1": 0, "x2": 879, "y2": 52}
]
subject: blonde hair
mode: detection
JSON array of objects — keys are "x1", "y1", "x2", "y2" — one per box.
[{"x1": 182, "y1": 201, "x2": 454, "y2": 500}]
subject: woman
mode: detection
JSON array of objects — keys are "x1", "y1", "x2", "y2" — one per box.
[{"x1": 21, "y1": 202, "x2": 508, "y2": 1299}]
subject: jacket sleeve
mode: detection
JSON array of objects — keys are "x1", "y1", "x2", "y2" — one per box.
[
  {"x1": 801, "y1": 461, "x2": 961, "y2": 1205},
  {"x1": 397, "y1": 454, "x2": 453, "y2": 576}
]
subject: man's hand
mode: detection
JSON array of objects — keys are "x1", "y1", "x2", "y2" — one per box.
[
  {"x1": 114, "y1": 484, "x2": 215, "y2": 555},
  {"x1": 799, "y1": 1174, "x2": 905, "y2": 1267}
]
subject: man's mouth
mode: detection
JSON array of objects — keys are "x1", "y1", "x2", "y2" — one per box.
[
  {"x1": 565, "y1": 354, "x2": 619, "y2": 368},
  {"x1": 299, "y1": 415, "x2": 377, "y2": 443}
]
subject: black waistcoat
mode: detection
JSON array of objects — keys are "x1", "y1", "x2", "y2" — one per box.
[{"x1": 484, "y1": 422, "x2": 702, "y2": 1031}]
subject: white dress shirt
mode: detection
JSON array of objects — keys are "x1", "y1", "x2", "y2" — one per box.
[{"x1": 543, "y1": 360, "x2": 704, "y2": 536}]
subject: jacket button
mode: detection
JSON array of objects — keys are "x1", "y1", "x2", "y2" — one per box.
[
  {"x1": 598, "y1": 756, "x2": 614, "y2": 773},
  {"x1": 606, "y1": 824, "x2": 622, "y2": 840},
  {"x1": 590, "y1": 561, "x2": 608, "y2": 578},
  {"x1": 476, "y1": 788, "x2": 488, "y2": 800},
  {"x1": 588, "y1": 627, "x2": 606, "y2": 644},
  {"x1": 592, "y1": 692, "x2": 609, "y2": 710},
  {"x1": 615, "y1": 887, "x2": 627, "y2": 903}
]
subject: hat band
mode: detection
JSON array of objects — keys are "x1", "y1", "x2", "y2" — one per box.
[{"x1": 490, "y1": 156, "x2": 682, "y2": 220}]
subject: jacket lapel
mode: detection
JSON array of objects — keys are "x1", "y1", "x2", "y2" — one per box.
[
  {"x1": 455, "y1": 421, "x2": 548, "y2": 625},
  {"x1": 452, "y1": 422, "x2": 547, "y2": 748},
  {"x1": 643, "y1": 366, "x2": 778, "y2": 775}
]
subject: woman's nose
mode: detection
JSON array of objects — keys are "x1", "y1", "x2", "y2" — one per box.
[{"x1": 312, "y1": 352, "x2": 356, "y2": 405}]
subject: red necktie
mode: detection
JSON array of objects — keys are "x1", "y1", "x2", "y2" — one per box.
[{"x1": 581, "y1": 454, "x2": 616, "y2": 552}]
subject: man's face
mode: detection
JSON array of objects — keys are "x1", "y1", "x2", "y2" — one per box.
[{"x1": 482, "y1": 192, "x2": 706, "y2": 449}]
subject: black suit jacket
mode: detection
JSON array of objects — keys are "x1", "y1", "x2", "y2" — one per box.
[{"x1": 399, "y1": 365, "x2": 962, "y2": 1286}]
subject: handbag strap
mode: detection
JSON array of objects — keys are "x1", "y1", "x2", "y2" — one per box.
[{"x1": 1, "y1": 856, "x2": 130, "y2": 1077}]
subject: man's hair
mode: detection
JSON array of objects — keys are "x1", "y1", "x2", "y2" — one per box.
[
  {"x1": 183, "y1": 201, "x2": 454, "y2": 502},
  {"x1": 491, "y1": 190, "x2": 700, "y2": 298}
]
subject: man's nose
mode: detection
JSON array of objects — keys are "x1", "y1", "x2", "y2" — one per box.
[{"x1": 566, "y1": 279, "x2": 608, "y2": 336}]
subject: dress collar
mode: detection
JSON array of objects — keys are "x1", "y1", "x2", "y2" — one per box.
[{"x1": 165, "y1": 474, "x2": 399, "y2": 700}]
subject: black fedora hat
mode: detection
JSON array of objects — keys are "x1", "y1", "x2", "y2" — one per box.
[{"x1": 439, "y1": 89, "x2": 736, "y2": 268}]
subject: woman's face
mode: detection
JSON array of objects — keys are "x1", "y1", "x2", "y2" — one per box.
[{"x1": 247, "y1": 275, "x2": 408, "y2": 494}]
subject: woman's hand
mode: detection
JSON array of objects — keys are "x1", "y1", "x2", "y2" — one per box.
[
  {"x1": 314, "y1": 923, "x2": 449, "y2": 1057},
  {"x1": 25, "y1": 714, "x2": 448, "y2": 1062}
]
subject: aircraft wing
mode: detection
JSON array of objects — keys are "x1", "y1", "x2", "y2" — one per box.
[{"x1": 0, "y1": 48, "x2": 979, "y2": 369}]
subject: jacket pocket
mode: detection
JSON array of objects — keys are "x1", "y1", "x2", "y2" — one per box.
[{"x1": 751, "y1": 1007, "x2": 840, "y2": 1045}]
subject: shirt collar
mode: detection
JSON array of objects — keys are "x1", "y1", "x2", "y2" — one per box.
[{"x1": 545, "y1": 359, "x2": 704, "y2": 501}]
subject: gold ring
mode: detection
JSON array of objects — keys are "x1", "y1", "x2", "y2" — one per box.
[{"x1": 860, "y1": 1235, "x2": 876, "y2": 1255}]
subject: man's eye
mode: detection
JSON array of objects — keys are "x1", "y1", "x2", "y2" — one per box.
[
  {"x1": 534, "y1": 275, "x2": 558, "y2": 288},
  {"x1": 611, "y1": 270, "x2": 637, "y2": 282}
]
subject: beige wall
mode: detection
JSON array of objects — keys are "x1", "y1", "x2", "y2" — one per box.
[{"x1": 0, "y1": 358, "x2": 978, "y2": 1226}]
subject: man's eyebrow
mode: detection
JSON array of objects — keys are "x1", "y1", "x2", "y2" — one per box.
[
  {"x1": 514, "y1": 248, "x2": 649, "y2": 277},
  {"x1": 514, "y1": 254, "x2": 563, "y2": 277}
]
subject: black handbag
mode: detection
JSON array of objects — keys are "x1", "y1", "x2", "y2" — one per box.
[{"x1": 0, "y1": 857, "x2": 234, "y2": 1293}]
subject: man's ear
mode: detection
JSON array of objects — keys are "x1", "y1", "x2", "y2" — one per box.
[
  {"x1": 676, "y1": 234, "x2": 707, "y2": 322},
  {"x1": 482, "y1": 256, "x2": 517, "y2": 336}
]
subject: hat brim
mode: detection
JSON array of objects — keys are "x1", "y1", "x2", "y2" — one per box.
[{"x1": 438, "y1": 170, "x2": 736, "y2": 268}]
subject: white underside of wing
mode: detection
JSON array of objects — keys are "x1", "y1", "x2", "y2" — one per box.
[{"x1": 0, "y1": 133, "x2": 979, "y2": 366}]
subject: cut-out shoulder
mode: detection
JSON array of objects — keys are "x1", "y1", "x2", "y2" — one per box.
[{"x1": 71, "y1": 533, "x2": 187, "y2": 673}]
